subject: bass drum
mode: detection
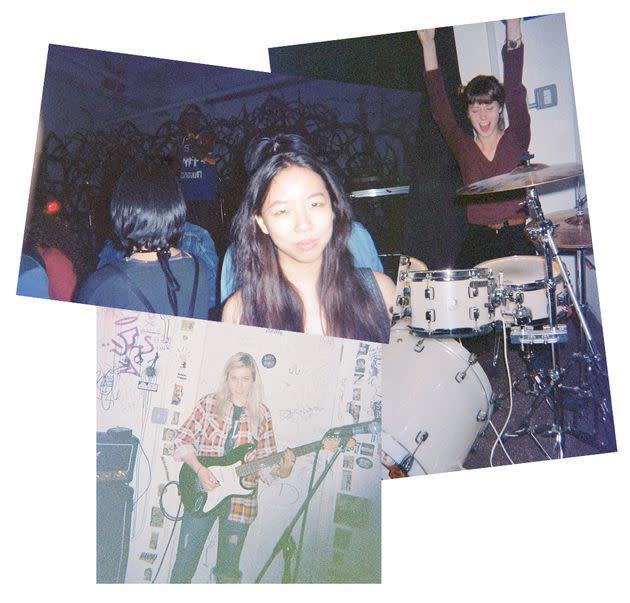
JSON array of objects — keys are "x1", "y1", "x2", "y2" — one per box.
[{"x1": 382, "y1": 322, "x2": 493, "y2": 476}]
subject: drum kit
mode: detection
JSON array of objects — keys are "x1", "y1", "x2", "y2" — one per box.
[{"x1": 382, "y1": 161, "x2": 613, "y2": 478}]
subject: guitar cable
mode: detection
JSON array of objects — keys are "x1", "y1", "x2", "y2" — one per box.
[
  {"x1": 131, "y1": 440, "x2": 152, "y2": 511},
  {"x1": 151, "y1": 481, "x2": 184, "y2": 584}
]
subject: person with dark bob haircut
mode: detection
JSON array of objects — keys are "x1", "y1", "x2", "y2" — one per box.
[
  {"x1": 417, "y1": 18, "x2": 534, "y2": 267},
  {"x1": 222, "y1": 133, "x2": 395, "y2": 343},
  {"x1": 75, "y1": 162, "x2": 211, "y2": 317}
]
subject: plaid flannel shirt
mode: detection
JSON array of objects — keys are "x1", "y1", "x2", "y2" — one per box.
[{"x1": 173, "y1": 394, "x2": 277, "y2": 524}]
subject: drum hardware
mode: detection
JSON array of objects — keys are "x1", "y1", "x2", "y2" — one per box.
[
  {"x1": 455, "y1": 353, "x2": 478, "y2": 383},
  {"x1": 392, "y1": 256, "x2": 427, "y2": 324},
  {"x1": 398, "y1": 431, "x2": 430, "y2": 475},
  {"x1": 460, "y1": 160, "x2": 613, "y2": 458},
  {"x1": 413, "y1": 338, "x2": 425, "y2": 353},
  {"x1": 510, "y1": 324, "x2": 569, "y2": 345}
]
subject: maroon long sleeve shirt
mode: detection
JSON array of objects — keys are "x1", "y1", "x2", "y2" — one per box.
[{"x1": 424, "y1": 44, "x2": 531, "y2": 225}]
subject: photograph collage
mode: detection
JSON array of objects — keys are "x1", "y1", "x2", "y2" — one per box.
[{"x1": 4, "y1": 0, "x2": 627, "y2": 598}]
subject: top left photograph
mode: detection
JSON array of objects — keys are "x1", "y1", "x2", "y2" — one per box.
[{"x1": 13, "y1": 44, "x2": 424, "y2": 343}]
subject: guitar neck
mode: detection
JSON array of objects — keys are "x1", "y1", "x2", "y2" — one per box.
[{"x1": 236, "y1": 440, "x2": 321, "y2": 478}]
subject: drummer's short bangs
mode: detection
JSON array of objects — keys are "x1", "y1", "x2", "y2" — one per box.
[{"x1": 462, "y1": 75, "x2": 505, "y2": 107}]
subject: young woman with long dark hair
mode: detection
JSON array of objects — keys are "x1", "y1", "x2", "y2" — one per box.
[{"x1": 222, "y1": 134, "x2": 394, "y2": 343}]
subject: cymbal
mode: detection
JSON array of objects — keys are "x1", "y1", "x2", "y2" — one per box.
[
  {"x1": 457, "y1": 162, "x2": 584, "y2": 196},
  {"x1": 546, "y1": 208, "x2": 592, "y2": 250}
]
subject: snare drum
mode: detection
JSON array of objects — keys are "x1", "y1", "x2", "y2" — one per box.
[
  {"x1": 393, "y1": 256, "x2": 428, "y2": 322},
  {"x1": 475, "y1": 255, "x2": 568, "y2": 325},
  {"x1": 382, "y1": 322, "x2": 493, "y2": 476},
  {"x1": 408, "y1": 268, "x2": 494, "y2": 337}
]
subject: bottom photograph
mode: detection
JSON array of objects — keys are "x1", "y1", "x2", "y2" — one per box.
[{"x1": 95, "y1": 308, "x2": 381, "y2": 584}]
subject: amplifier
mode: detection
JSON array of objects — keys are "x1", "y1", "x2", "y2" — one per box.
[{"x1": 97, "y1": 427, "x2": 139, "y2": 483}]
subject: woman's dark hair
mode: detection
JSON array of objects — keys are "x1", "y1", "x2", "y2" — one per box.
[
  {"x1": 110, "y1": 162, "x2": 186, "y2": 255},
  {"x1": 231, "y1": 133, "x2": 389, "y2": 343},
  {"x1": 461, "y1": 75, "x2": 505, "y2": 107},
  {"x1": 110, "y1": 162, "x2": 187, "y2": 315},
  {"x1": 460, "y1": 75, "x2": 506, "y2": 130}
]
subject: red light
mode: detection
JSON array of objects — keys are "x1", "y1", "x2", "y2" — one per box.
[{"x1": 44, "y1": 199, "x2": 61, "y2": 215}]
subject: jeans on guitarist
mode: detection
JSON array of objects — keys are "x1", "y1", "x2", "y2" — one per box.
[{"x1": 170, "y1": 499, "x2": 250, "y2": 583}]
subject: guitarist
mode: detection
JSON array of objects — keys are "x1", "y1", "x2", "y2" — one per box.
[{"x1": 170, "y1": 352, "x2": 295, "y2": 583}]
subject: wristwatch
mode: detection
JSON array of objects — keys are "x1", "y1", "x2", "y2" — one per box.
[{"x1": 507, "y1": 37, "x2": 522, "y2": 50}]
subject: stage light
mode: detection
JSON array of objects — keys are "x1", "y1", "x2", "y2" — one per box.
[{"x1": 44, "y1": 199, "x2": 61, "y2": 215}]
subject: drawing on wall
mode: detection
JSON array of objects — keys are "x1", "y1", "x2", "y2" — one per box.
[{"x1": 96, "y1": 308, "x2": 381, "y2": 584}]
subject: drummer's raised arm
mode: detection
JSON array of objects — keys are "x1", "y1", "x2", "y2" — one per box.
[
  {"x1": 417, "y1": 29, "x2": 438, "y2": 71},
  {"x1": 505, "y1": 18, "x2": 523, "y2": 50}
]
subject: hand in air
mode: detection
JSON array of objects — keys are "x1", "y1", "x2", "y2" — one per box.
[
  {"x1": 416, "y1": 29, "x2": 435, "y2": 45},
  {"x1": 197, "y1": 467, "x2": 220, "y2": 491},
  {"x1": 505, "y1": 18, "x2": 522, "y2": 43}
]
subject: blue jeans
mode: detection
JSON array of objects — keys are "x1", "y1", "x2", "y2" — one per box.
[{"x1": 169, "y1": 502, "x2": 250, "y2": 583}]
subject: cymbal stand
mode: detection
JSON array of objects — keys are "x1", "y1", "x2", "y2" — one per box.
[{"x1": 502, "y1": 185, "x2": 611, "y2": 456}]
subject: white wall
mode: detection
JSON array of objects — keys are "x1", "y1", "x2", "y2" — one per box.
[
  {"x1": 454, "y1": 14, "x2": 601, "y2": 321},
  {"x1": 96, "y1": 308, "x2": 381, "y2": 583}
]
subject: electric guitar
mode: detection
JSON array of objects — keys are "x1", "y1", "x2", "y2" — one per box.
[{"x1": 178, "y1": 437, "x2": 342, "y2": 517}]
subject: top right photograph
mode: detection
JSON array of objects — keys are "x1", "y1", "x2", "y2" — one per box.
[{"x1": 270, "y1": 14, "x2": 617, "y2": 472}]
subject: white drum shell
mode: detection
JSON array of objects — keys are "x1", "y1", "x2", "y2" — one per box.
[
  {"x1": 383, "y1": 323, "x2": 493, "y2": 475},
  {"x1": 409, "y1": 269, "x2": 493, "y2": 336},
  {"x1": 475, "y1": 255, "x2": 568, "y2": 324},
  {"x1": 393, "y1": 256, "x2": 427, "y2": 321}
]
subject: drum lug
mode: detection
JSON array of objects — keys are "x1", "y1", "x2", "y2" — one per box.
[
  {"x1": 476, "y1": 410, "x2": 488, "y2": 422},
  {"x1": 425, "y1": 310, "x2": 435, "y2": 323},
  {"x1": 424, "y1": 286, "x2": 434, "y2": 300},
  {"x1": 455, "y1": 353, "x2": 478, "y2": 383},
  {"x1": 413, "y1": 338, "x2": 425, "y2": 353},
  {"x1": 398, "y1": 430, "x2": 429, "y2": 474},
  {"x1": 468, "y1": 284, "x2": 479, "y2": 298},
  {"x1": 514, "y1": 303, "x2": 533, "y2": 325}
]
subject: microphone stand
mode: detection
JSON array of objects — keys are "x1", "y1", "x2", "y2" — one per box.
[{"x1": 255, "y1": 437, "x2": 347, "y2": 584}]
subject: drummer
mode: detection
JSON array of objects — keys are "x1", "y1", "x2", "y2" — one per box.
[{"x1": 417, "y1": 18, "x2": 535, "y2": 267}]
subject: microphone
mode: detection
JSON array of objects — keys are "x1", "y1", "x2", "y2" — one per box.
[{"x1": 325, "y1": 419, "x2": 381, "y2": 438}]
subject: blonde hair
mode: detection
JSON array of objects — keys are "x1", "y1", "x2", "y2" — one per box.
[{"x1": 213, "y1": 352, "x2": 263, "y2": 433}]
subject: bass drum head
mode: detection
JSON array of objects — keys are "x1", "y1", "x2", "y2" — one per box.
[
  {"x1": 475, "y1": 255, "x2": 560, "y2": 285},
  {"x1": 383, "y1": 322, "x2": 493, "y2": 476}
]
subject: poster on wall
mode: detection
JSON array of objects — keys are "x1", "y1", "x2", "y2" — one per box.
[{"x1": 96, "y1": 308, "x2": 381, "y2": 584}]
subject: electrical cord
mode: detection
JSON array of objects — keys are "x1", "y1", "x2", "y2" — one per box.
[
  {"x1": 151, "y1": 481, "x2": 184, "y2": 584},
  {"x1": 489, "y1": 319, "x2": 515, "y2": 466},
  {"x1": 131, "y1": 440, "x2": 152, "y2": 510}
]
